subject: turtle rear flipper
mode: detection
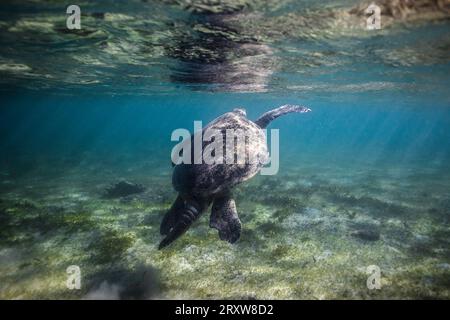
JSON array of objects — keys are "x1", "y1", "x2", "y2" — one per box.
[
  {"x1": 210, "y1": 195, "x2": 241, "y2": 244},
  {"x1": 160, "y1": 195, "x2": 184, "y2": 236},
  {"x1": 158, "y1": 197, "x2": 210, "y2": 249}
]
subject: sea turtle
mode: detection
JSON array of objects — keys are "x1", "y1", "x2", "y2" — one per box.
[{"x1": 159, "y1": 104, "x2": 311, "y2": 249}]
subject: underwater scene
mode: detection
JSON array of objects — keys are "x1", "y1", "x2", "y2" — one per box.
[{"x1": 0, "y1": 0, "x2": 450, "y2": 300}]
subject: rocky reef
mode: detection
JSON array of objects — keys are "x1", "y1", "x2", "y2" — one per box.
[{"x1": 350, "y1": 0, "x2": 450, "y2": 20}]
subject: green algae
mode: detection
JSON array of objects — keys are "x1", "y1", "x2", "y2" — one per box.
[
  {"x1": 88, "y1": 229, "x2": 136, "y2": 264},
  {"x1": 1, "y1": 162, "x2": 450, "y2": 299},
  {"x1": 0, "y1": 200, "x2": 97, "y2": 246}
]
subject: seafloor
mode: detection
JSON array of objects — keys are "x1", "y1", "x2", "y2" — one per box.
[{"x1": 0, "y1": 157, "x2": 449, "y2": 299}]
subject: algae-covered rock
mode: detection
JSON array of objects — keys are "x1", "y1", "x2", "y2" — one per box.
[
  {"x1": 350, "y1": 228, "x2": 381, "y2": 241},
  {"x1": 104, "y1": 181, "x2": 146, "y2": 199}
]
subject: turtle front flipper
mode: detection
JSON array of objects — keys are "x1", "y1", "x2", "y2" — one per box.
[
  {"x1": 210, "y1": 195, "x2": 241, "y2": 244},
  {"x1": 158, "y1": 197, "x2": 209, "y2": 250}
]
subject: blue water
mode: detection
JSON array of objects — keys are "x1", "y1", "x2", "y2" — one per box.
[
  {"x1": 2, "y1": 89, "x2": 450, "y2": 172},
  {"x1": 0, "y1": 0, "x2": 450, "y2": 299}
]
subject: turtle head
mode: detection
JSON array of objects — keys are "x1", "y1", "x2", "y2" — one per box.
[{"x1": 232, "y1": 108, "x2": 247, "y2": 117}]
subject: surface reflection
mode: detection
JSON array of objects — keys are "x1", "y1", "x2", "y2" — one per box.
[{"x1": 166, "y1": 11, "x2": 277, "y2": 92}]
